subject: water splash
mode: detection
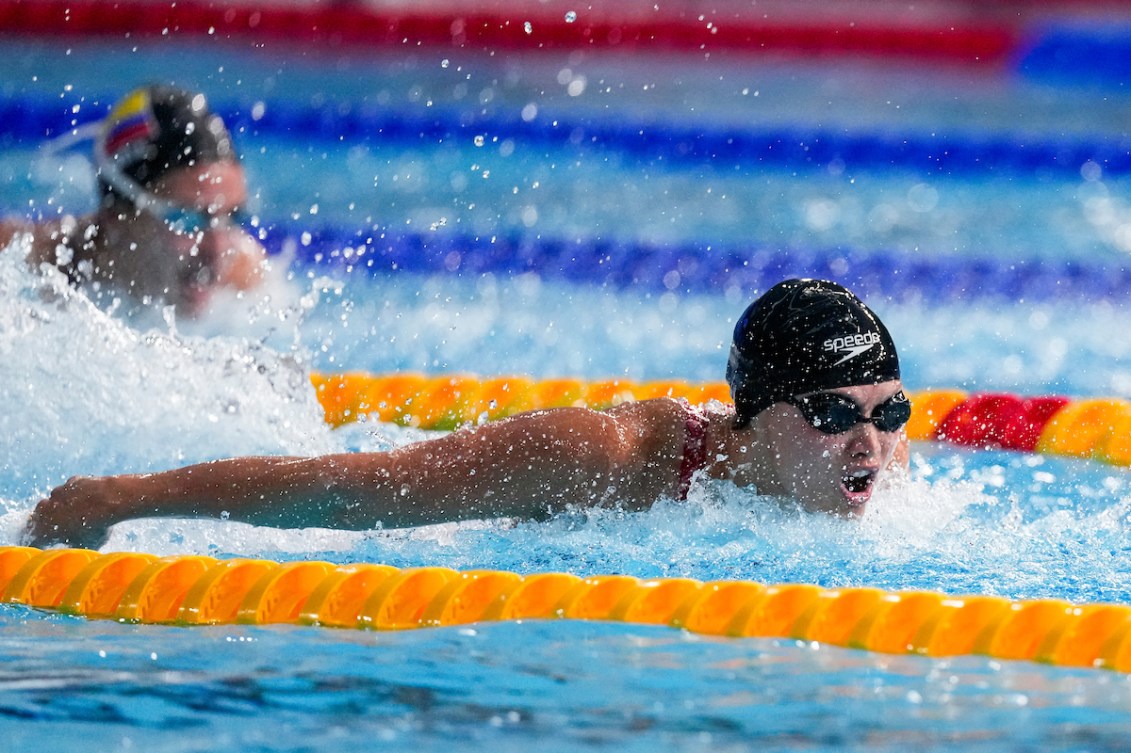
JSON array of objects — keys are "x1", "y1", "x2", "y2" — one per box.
[
  {"x1": 142, "y1": 447, "x2": 1125, "y2": 606},
  {"x1": 0, "y1": 237, "x2": 342, "y2": 506}
]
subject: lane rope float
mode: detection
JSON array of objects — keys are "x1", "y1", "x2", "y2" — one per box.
[
  {"x1": 3, "y1": 546, "x2": 1130, "y2": 672},
  {"x1": 310, "y1": 372, "x2": 1131, "y2": 467}
]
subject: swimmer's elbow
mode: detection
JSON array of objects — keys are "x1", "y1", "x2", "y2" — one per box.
[{"x1": 0, "y1": 221, "x2": 26, "y2": 252}]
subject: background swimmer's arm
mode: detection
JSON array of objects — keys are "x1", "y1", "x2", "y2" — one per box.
[
  {"x1": 26, "y1": 400, "x2": 689, "y2": 548},
  {"x1": 0, "y1": 219, "x2": 25, "y2": 251},
  {"x1": 0, "y1": 217, "x2": 73, "y2": 267}
]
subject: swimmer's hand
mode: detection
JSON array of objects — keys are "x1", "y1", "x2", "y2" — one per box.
[{"x1": 24, "y1": 476, "x2": 123, "y2": 550}]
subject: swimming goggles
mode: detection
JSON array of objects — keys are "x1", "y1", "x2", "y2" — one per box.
[
  {"x1": 785, "y1": 391, "x2": 911, "y2": 435},
  {"x1": 147, "y1": 203, "x2": 250, "y2": 236},
  {"x1": 92, "y1": 124, "x2": 249, "y2": 236}
]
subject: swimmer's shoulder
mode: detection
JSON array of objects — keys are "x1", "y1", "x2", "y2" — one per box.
[
  {"x1": 605, "y1": 395, "x2": 721, "y2": 420},
  {"x1": 0, "y1": 219, "x2": 51, "y2": 267},
  {"x1": 491, "y1": 396, "x2": 714, "y2": 444},
  {"x1": 605, "y1": 395, "x2": 683, "y2": 419},
  {"x1": 0, "y1": 218, "x2": 29, "y2": 250},
  {"x1": 602, "y1": 396, "x2": 718, "y2": 442},
  {"x1": 0, "y1": 215, "x2": 84, "y2": 267}
]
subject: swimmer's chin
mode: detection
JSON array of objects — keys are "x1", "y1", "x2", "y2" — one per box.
[
  {"x1": 834, "y1": 464, "x2": 911, "y2": 518},
  {"x1": 176, "y1": 285, "x2": 213, "y2": 318},
  {"x1": 763, "y1": 493, "x2": 868, "y2": 520}
]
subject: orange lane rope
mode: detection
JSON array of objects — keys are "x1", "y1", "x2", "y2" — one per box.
[
  {"x1": 310, "y1": 372, "x2": 1131, "y2": 466},
  {"x1": 3, "y1": 546, "x2": 1130, "y2": 672}
]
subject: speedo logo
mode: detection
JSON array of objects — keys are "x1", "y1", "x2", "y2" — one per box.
[{"x1": 823, "y1": 332, "x2": 881, "y2": 365}]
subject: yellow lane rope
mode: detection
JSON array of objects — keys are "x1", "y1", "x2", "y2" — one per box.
[
  {"x1": 3, "y1": 546, "x2": 1130, "y2": 672},
  {"x1": 310, "y1": 372, "x2": 1131, "y2": 466}
]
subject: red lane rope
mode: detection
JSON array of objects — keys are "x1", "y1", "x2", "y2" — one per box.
[{"x1": 0, "y1": 0, "x2": 1020, "y2": 63}]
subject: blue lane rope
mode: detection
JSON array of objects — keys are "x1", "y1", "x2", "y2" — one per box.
[
  {"x1": 266, "y1": 222, "x2": 1131, "y2": 303},
  {"x1": 2, "y1": 92, "x2": 1129, "y2": 302},
  {"x1": 1019, "y1": 25, "x2": 1131, "y2": 88},
  {"x1": 2, "y1": 93, "x2": 1130, "y2": 177}
]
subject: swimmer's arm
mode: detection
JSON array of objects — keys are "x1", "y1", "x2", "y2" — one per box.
[
  {"x1": 0, "y1": 219, "x2": 26, "y2": 251},
  {"x1": 26, "y1": 401, "x2": 686, "y2": 548}
]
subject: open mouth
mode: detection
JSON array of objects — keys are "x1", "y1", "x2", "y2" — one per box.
[
  {"x1": 177, "y1": 282, "x2": 212, "y2": 315},
  {"x1": 841, "y1": 469, "x2": 875, "y2": 503}
]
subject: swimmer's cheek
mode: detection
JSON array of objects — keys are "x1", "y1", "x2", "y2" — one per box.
[
  {"x1": 890, "y1": 435, "x2": 910, "y2": 471},
  {"x1": 877, "y1": 439, "x2": 912, "y2": 492},
  {"x1": 216, "y1": 232, "x2": 267, "y2": 291}
]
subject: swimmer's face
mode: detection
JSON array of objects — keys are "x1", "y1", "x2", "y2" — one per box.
[
  {"x1": 108, "y1": 160, "x2": 266, "y2": 317},
  {"x1": 756, "y1": 380, "x2": 906, "y2": 516}
]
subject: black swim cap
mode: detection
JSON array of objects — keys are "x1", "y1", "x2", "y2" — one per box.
[
  {"x1": 726, "y1": 279, "x2": 900, "y2": 427},
  {"x1": 96, "y1": 84, "x2": 235, "y2": 196}
]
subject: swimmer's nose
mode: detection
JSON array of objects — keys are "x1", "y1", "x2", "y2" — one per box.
[{"x1": 847, "y1": 423, "x2": 882, "y2": 457}]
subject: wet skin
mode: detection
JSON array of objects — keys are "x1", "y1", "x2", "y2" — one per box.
[
  {"x1": 748, "y1": 381, "x2": 906, "y2": 516},
  {"x1": 23, "y1": 384, "x2": 910, "y2": 549}
]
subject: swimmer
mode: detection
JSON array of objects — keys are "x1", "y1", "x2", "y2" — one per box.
[
  {"x1": 0, "y1": 84, "x2": 267, "y2": 318},
  {"x1": 25, "y1": 279, "x2": 911, "y2": 550}
]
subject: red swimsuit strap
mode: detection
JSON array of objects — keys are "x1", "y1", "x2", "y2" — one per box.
[{"x1": 677, "y1": 402, "x2": 710, "y2": 500}]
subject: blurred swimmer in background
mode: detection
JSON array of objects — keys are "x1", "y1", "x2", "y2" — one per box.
[{"x1": 0, "y1": 84, "x2": 268, "y2": 318}]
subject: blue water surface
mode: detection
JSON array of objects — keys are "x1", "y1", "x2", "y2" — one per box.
[{"x1": 2, "y1": 30, "x2": 1131, "y2": 753}]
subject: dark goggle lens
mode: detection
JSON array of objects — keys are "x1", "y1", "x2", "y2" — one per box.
[
  {"x1": 160, "y1": 207, "x2": 249, "y2": 235},
  {"x1": 790, "y1": 392, "x2": 911, "y2": 435},
  {"x1": 872, "y1": 393, "x2": 912, "y2": 432}
]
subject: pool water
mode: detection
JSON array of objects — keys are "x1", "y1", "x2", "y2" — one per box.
[{"x1": 3, "y1": 24, "x2": 1131, "y2": 752}]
